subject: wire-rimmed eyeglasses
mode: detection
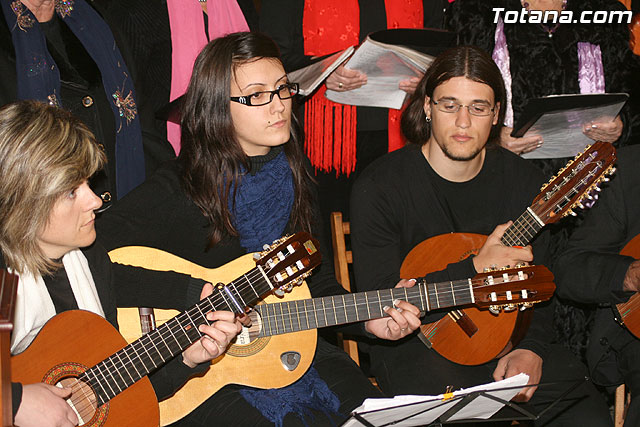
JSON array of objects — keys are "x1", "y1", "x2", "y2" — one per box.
[
  {"x1": 230, "y1": 83, "x2": 299, "y2": 106},
  {"x1": 431, "y1": 99, "x2": 495, "y2": 117}
]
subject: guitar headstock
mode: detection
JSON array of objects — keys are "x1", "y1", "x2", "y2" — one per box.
[
  {"x1": 472, "y1": 265, "x2": 555, "y2": 313},
  {"x1": 530, "y1": 141, "x2": 616, "y2": 224},
  {"x1": 254, "y1": 232, "x2": 321, "y2": 294}
]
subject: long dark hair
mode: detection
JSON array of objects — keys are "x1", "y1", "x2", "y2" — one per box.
[
  {"x1": 401, "y1": 45, "x2": 506, "y2": 146},
  {"x1": 179, "y1": 32, "x2": 313, "y2": 246}
]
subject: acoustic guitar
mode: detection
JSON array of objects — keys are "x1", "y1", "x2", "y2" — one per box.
[
  {"x1": 11, "y1": 233, "x2": 321, "y2": 427},
  {"x1": 401, "y1": 141, "x2": 617, "y2": 366},
  {"x1": 613, "y1": 234, "x2": 640, "y2": 336},
  {"x1": 112, "y1": 244, "x2": 555, "y2": 426}
]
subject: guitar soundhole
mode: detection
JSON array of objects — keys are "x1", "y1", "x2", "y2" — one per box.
[
  {"x1": 43, "y1": 362, "x2": 108, "y2": 427},
  {"x1": 227, "y1": 309, "x2": 270, "y2": 357}
]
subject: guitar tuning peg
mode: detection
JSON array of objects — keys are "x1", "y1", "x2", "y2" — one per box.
[
  {"x1": 593, "y1": 185, "x2": 601, "y2": 192},
  {"x1": 577, "y1": 202, "x2": 585, "y2": 209},
  {"x1": 569, "y1": 210, "x2": 577, "y2": 216},
  {"x1": 608, "y1": 167, "x2": 616, "y2": 175},
  {"x1": 520, "y1": 302, "x2": 534, "y2": 310},
  {"x1": 504, "y1": 304, "x2": 517, "y2": 312},
  {"x1": 274, "y1": 288, "x2": 285, "y2": 297},
  {"x1": 263, "y1": 244, "x2": 271, "y2": 250},
  {"x1": 586, "y1": 193, "x2": 594, "y2": 200},
  {"x1": 489, "y1": 305, "x2": 501, "y2": 315},
  {"x1": 253, "y1": 253, "x2": 261, "y2": 260}
]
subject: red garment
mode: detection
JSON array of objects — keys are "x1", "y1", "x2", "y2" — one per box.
[{"x1": 303, "y1": 0, "x2": 423, "y2": 175}]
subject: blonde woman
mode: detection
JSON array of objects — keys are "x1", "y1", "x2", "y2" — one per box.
[{"x1": 0, "y1": 101, "x2": 241, "y2": 427}]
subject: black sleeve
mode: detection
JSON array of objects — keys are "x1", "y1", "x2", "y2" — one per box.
[
  {"x1": 259, "y1": 0, "x2": 314, "y2": 72},
  {"x1": 111, "y1": 262, "x2": 205, "y2": 310},
  {"x1": 85, "y1": 243, "x2": 204, "y2": 313},
  {"x1": 553, "y1": 165, "x2": 637, "y2": 305},
  {"x1": 513, "y1": 300, "x2": 553, "y2": 359},
  {"x1": 11, "y1": 382, "x2": 22, "y2": 421},
  {"x1": 148, "y1": 355, "x2": 209, "y2": 401}
]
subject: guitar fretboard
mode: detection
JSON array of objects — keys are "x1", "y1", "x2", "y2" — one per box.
[
  {"x1": 500, "y1": 208, "x2": 544, "y2": 247},
  {"x1": 82, "y1": 266, "x2": 273, "y2": 406},
  {"x1": 254, "y1": 278, "x2": 475, "y2": 337}
]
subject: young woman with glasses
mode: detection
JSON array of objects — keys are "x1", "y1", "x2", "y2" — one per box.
[{"x1": 96, "y1": 32, "x2": 422, "y2": 426}]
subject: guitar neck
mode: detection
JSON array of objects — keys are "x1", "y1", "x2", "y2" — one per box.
[
  {"x1": 83, "y1": 266, "x2": 273, "y2": 406},
  {"x1": 500, "y1": 207, "x2": 544, "y2": 247},
  {"x1": 255, "y1": 278, "x2": 475, "y2": 337}
]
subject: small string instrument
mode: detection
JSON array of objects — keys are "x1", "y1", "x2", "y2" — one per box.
[
  {"x1": 112, "y1": 246, "x2": 555, "y2": 425},
  {"x1": 12, "y1": 233, "x2": 320, "y2": 427},
  {"x1": 613, "y1": 234, "x2": 640, "y2": 336},
  {"x1": 401, "y1": 142, "x2": 617, "y2": 365}
]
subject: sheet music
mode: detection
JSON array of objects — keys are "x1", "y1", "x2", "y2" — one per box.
[
  {"x1": 288, "y1": 47, "x2": 355, "y2": 96},
  {"x1": 343, "y1": 373, "x2": 530, "y2": 427},
  {"x1": 520, "y1": 102, "x2": 624, "y2": 159},
  {"x1": 325, "y1": 38, "x2": 433, "y2": 109}
]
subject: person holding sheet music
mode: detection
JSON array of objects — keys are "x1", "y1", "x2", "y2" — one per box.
[
  {"x1": 0, "y1": 100, "x2": 242, "y2": 427},
  {"x1": 447, "y1": 0, "x2": 640, "y2": 173},
  {"x1": 554, "y1": 145, "x2": 640, "y2": 426},
  {"x1": 447, "y1": 0, "x2": 640, "y2": 370},
  {"x1": 260, "y1": 0, "x2": 448, "y2": 252},
  {"x1": 350, "y1": 45, "x2": 612, "y2": 425},
  {"x1": 96, "y1": 32, "x2": 425, "y2": 426}
]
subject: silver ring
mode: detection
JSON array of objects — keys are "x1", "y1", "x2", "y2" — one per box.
[{"x1": 338, "y1": 82, "x2": 344, "y2": 89}]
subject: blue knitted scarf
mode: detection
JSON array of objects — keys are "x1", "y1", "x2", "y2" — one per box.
[{"x1": 230, "y1": 150, "x2": 341, "y2": 425}]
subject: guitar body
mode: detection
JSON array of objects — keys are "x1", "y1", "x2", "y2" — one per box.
[
  {"x1": 614, "y1": 234, "x2": 640, "y2": 336},
  {"x1": 11, "y1": 310, "x2": 159, "y2": 427},
  {"x1": 400, "y1": 233, "x2": 532, "y2": 366},
  {"x1": 110, "y1": 247, "x2": 316, "y2": 426}
]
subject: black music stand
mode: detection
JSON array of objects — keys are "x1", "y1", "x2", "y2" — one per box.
[{"x1": 342, "y1": 377, "x2": 587, "y2": 427}]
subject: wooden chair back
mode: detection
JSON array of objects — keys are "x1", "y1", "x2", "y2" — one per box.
[
  {"x1": 329, "y1": 212, "x2": 360, "y2": 365},
  {"x1": 0, "y1": 270, "x2": 19, "y2": 426}
]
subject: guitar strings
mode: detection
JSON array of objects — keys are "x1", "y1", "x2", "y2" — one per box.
[
  {"x1": 62, "y1": 262, "x2": 531, "y2": 417},
  {"x1": 255, "y1": 274, "x2": 533, "y2": 334},
  {"x1": 61, "y1": 267, "x2": 269, "y2": 415},
  {"x1": 502, "y1": 161, "x2": 604, "y2": 247}
]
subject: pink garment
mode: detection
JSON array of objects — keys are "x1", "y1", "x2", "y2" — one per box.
[
  {"x1": 491, "y1": 21, "x2": 605, "y2": 129},
  {"x1": 492, "y1": 17, "x2": 514, "y2": 127},
  {"x1": 577, "y1": 42, "x2": 605, "y2": 94},
  {"x1": 166, "y1": 0, "x2": 249, "y2": 154}
]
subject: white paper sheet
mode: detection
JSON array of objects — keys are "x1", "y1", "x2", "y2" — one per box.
[{"x1": 342, "y1": 373, "x2": 530, "y2": 427}]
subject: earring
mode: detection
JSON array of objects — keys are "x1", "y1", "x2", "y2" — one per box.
[{"x1": 425, "y1": 115, "x2": 431, "y2": 123}]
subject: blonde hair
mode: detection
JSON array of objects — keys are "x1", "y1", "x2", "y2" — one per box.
[{"x1": 0, "y1": 101, "x2": 106, "y2": 276}]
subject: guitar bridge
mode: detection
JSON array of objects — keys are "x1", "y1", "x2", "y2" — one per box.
[{"x1": 448, "y1": 310, "x2": 478, "y2": 338}]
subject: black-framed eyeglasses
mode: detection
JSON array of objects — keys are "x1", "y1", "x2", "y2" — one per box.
[
  {"x1": 432, "y1": 99, "x2": 495, "y2": 117},
  {"x1": 230, "y1": 83, "x2": 299, "y2": 107}
]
